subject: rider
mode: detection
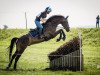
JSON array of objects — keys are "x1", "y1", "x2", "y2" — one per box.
[
  {"x1": 35, "y1": 7, "x2": 52, "y2": 38},
  {"x1": 96, "y1": 15, "x2": 99, "y2": 28}
]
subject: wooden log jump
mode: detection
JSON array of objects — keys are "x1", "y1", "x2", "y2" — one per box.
[{"x1": 48, "y1": 37, "x2": 84, "y2": 71}]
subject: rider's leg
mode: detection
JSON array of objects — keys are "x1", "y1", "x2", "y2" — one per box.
[{"x1": 35, "y1": 20, "x2": 43, "y2": 36}]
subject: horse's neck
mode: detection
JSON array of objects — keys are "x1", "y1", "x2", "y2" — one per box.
[
  {"x1": 43, "y1": 17, "x2": 62, "y2": 33},
  {"x1": 43, "y1": 23, "x2": 59, "y2": 32}
]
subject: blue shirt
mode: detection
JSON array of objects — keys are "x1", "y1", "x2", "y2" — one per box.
[{"x1": 36, "y1": 11, "x2": 47, "y2": 21}]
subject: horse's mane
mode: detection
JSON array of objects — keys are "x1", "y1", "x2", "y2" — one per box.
[
  {"x1": 42, "y1": 15, "x2": 65, "y2": 28},
  {"x1": 46, "y1": 15, "x2": 65, "y2": 23}
]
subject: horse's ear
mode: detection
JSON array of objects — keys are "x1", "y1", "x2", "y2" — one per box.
[{"x1": 65, "y1": 16, "x2": 69, "y2": 19}]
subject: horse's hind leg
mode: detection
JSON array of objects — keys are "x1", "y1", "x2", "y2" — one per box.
[
  {"x1": 13, "y1": 47, "x2": 26, "y2": 70},
  {"x1": 13, "y1": 54, "x2": 21, "y2": 70},
  {"x1": 6, "y1": 50, "x2": 18, "y2": 70}
]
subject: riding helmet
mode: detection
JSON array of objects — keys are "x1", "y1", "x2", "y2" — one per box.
[{"x1": 45, "y1": 7, "x2": 52, "y2": 14}]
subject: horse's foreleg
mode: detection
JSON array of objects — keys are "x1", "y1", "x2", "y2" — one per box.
[
  {"x1": 61, "y1": 30, "x2": 66, "y2": 41},
  {"x1": 54, "y1": 29, "x2": 66, "y2": 42},
  {"x1": 43, "y1": 29, "x2": 65, "y2": 41},
  {"x1": 49, "y1": 29, "x2": 64, "y2": 42},
  {"x1": 56, "y1": 30, "x2": 62, "y2": 42},
  {"x1": 56, "y1": 29, "x2": 66, "y2": 41}
]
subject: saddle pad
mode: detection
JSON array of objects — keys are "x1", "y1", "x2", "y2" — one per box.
[{"x1": 28, "y1": 30, "x2": 39, "y2": 37}]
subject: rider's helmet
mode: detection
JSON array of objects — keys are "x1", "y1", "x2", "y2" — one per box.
[{"x1": 45, "y1": 7, "x2": 52, "y2": 14}]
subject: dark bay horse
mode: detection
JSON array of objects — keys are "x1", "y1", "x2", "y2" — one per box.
[{"x1": 6, "y1": 15, "x2": 70, "y2": 70}]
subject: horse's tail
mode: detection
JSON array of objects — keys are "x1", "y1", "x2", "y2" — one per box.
[{"x1": 8, "y1": 37, "x2": 18, "y2": 61}]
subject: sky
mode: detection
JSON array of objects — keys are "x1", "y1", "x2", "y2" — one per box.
[{"x1": 0, "y1": 0, "x2": 100, "y2": 29}]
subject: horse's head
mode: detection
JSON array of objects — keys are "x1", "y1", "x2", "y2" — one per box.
[
  {"x1": 44, "y1": 15, "x2": 70, "y2": 32},
  {"x1": 61, "y1": 16, "x2": 70, "y2": 32}
]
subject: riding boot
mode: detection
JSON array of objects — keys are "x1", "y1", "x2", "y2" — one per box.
[
  {"x1": 37, "y1": 34, "x2": 42, "y2": 39},
  {"x1": 37, "y1": 28, "x2": 43, "y2": 39}
]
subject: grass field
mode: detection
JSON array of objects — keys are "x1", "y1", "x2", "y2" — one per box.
[{"x1": 0, "y1": 28, "x2": 100, "y2": 75}]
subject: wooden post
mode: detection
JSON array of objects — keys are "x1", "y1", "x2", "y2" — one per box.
[
  {"x1": 25, "y1": 12, "x2": 27, "y2": 29},
  {"x1": 78, "y1": 29, "x2": 82, "y2": 71}
]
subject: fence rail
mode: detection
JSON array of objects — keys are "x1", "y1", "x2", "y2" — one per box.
[{"x1": 49, "y1": 50, "x2": 83, "y2": 71}]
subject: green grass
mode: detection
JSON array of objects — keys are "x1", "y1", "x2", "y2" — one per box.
[{"x1": 0, "y1": 28, "x2": 100, "y2": 75}]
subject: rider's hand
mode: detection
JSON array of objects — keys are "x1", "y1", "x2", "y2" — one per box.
[{"x1": 40, "y1": 18, "x2": 46, "y2": 23}]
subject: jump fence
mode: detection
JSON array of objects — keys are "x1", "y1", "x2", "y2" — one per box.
[{"x1": 49, "y1": 50, "x2": 83, "y2": 71}]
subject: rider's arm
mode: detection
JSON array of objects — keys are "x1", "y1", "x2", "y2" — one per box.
[{"x1": 40, "y1": 18, "x2": 46, "y2": 23}]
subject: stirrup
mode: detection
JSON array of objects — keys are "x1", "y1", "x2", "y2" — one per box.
[{"x1": 30, "y1": 28, "x2": 37, "y2": 31}]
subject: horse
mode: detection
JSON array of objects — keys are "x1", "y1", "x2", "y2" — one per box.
[{"x1": 6, "y1": 15, "x2": 70, "y2": 70}]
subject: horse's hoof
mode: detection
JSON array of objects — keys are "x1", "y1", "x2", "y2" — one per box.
[
  {"x1": 14, "y1": 69, "x2": 17, "y2": 71},
  {"x1": 13, "y1": 67, "x2": 17, "y2": 71},
  {"x1": 6, "y1": 67, "x2": 9, "y2": 70},
  {"x1": 56, "y1": 39, "x2": 60, "y2": 42},
  {"x1": 13, "y1": 68, "x2": 17, "y2": 71},
  {"x1": 62, "y1": 37, "x2": 66, "y2": 41}
]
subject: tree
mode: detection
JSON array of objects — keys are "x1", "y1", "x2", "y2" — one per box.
[{"x1": 3, "y1": 25, "x2": 8, "y2": 29}]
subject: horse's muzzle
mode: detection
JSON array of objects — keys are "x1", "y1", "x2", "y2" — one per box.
[{"x1": 66, "y1": 28, "x2": 70, "y2": 32}]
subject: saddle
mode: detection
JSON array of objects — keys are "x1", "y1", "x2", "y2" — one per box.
[
  {"x1": 28, "y1": 28, "x2": 39, "y2": 37},
  {"x1": 28, "y1": 28, "x2": 48, "y2": 41}
]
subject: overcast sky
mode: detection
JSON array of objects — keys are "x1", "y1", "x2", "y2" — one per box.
[{"x1": 0, "y1": 0, "x2": 100, "y2": 29}]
